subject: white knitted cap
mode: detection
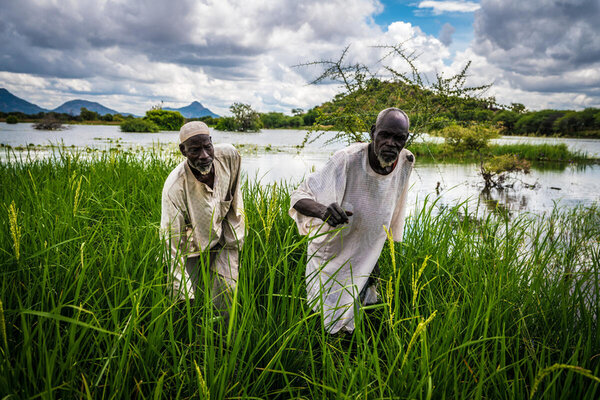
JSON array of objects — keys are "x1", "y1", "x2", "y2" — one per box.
[{"x1": 179, "y1": 121, "x2": 210, "y2": 143}]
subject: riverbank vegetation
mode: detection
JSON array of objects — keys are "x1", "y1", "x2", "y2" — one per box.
[
  {"x1": 4, "y1": 103, "x2": 599, "y2": 138},
  {"x1": 1, "y1": 150, "x2": 598, "y2": 398},
  {"x1": 312, "y1": 79, "x2": 600, "y2": 139},
  {"x1": 120, "y1": 109, "x2": 185, "y2": 132},
  {"x1": 409, "y1": 142, "x2": 591, "y2": 163}
]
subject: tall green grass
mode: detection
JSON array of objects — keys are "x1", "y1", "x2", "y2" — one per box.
[
  {"x1": 0, "y1": 150, "x2": 599, "y2": 399},
  {"x1": 409, "y1": 142, "x2": 594, "y2": 163}
]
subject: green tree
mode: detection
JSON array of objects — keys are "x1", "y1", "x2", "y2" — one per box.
[
  {"x1": 215, "y1": 117, "x2": 237, "y2": 131},
  {"x1": 6, "y1": 115, "x2": 18, "y2": 124},
  {"x1": 296, "y1": 44, "x2": 492, "y2": 145},
  {"x1": 492, "y1": 110, "x2": 520, "y2": 134},
  {"x1": 229, "y1": 103, "x2": 262, "y2": 132},
  {"x1": 120, "y1": 118, "x2": 159, "y2": 133},
  {"x1": 260, "y1": 112, "x2": 288, "y2": 128},
  {"x1": 510, "y1": 103, "x2": 526, "y2": 114},
  {"x1": 143, "y1": 109, "x2": 185, "y2": 131},
  {"x1": 80, "y1": 107, "x2": 100, "y2": 121},
  {"x1": 302, "y1": 108, "x2": 319, "y2": 126},
  {"x1": 514, "y1": 110, "x2": 565, "y2": 135},
  {"x1": 439, "y1": 123, "x2": 530, "y2": 189}
]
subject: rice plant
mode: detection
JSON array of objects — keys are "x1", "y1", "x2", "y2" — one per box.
[{"x1": 0, "y1": 150, "x2": 598, "y2": 399}]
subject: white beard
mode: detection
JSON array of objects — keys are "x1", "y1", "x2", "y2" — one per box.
[
  {"x1": 377, "y1": 153, "x2": 396, "y2": 168},
  {"x1": 190, "y1": 160, "x2": 213, "y2": 175},
  {"x1": 197, "y1": 164, "x2": 212, "y2": 175}
]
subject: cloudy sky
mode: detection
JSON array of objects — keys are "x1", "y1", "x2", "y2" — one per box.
[{"x1": 1, "y1": 0, "x2": 599, "y2": 115}]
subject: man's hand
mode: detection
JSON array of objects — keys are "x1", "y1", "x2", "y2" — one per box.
[
  {"x1": 293, "y1": 198, "x2": 353, "y2": 227},
  {"x1": 321, "y1": 202, "x2": 353, "y2": 227}
]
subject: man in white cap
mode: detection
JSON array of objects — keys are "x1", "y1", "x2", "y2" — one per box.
[
  {"x1": 289, "y1": 108, "x2": 414, "y2": 334},
  {"x1": 161, "y1": 121, "x2": 244, "y2": 314}
]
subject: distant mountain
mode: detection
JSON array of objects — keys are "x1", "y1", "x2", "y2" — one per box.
[
  {"x1": 52, "y1": 100, "x2": 120, "y2": 116},
  {"x1": 0, "y1": 88, "x2": 48, "y2": 114},
  {"x1": 164, "y1": 101, "x2": 219, "y2": 118}
]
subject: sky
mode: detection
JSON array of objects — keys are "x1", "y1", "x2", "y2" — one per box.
[{"x1": 1, "y1": 0, "x2": 599, "y2": 116}]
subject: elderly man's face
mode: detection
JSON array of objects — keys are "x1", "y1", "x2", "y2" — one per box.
[
  {"x1": 179, "y1": 135, "x2": 214, "y2": 175},
  {"x1": 372, "y1": 112, "x2": 409, "y2": 167}
]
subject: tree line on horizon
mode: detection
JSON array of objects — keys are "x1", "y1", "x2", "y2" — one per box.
[{"x1": 2, "y1": 87, "x2": 599, "y2": 138}]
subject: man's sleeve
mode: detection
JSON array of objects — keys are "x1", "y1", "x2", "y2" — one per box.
[
  {"x1": 217, "y1": 149, "x2": 244, "y2": 282},
  {"x1": 389, "y1": 151, "x2": 415, "y2": 242},
  {"x1": 223, "y1": 149, "x2": 245, "y2": 248},
  {"x1": 160, "y1": 186, "x2": 192, "y2": 294},
  {"x1": 288, "y1": 150, "x2": 347, "y2": 235}
]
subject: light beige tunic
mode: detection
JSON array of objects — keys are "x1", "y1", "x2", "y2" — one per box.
[
  {"x1": 161, "y1": 144, "x2": 245, "y2": 298},
  {"x1": 289, "y1": 143, "x2": 414, "y2": 334}
]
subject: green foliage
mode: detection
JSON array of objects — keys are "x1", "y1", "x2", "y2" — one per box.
[
  {"x1": 216, "y1": 103, "x2": 262, "y2": 132},
  {"x1": 120, "y1": 118, "x2": 159, "y2": 133},
  {"x1": 260, "y1": 112, "x2": 288, "y2": 128},
  {"x1": 297, "y1": 44, "x2": 494, "y2": 145},
  {"x1": 0, "y1": 150, "x2": 599, "y2": 398},
  {"x1": 514, "y1": 109, "x2": 566, "y2": 135},
  {"x1": 100, "y1": 113, "x2": 113, "y2": 122},
  {"x1": 144, "y1": 109, "x2": 185, "y2": 131},
  {"x1": 481, "y1": 154, "x2": 531, "y2": 188},
  {"x1": 302, "y1": 108, "x2": 319, "y2": 126},
  {"x1": 407, "y1": 142, "x2": 591, "y2": 163},
  {"x1": 80, "y1": 107, "x2": 100, "y2": 121},
  {"x1": 230, "y1": 102, "x2": 262, "y2": 132},
  {"x1": 492, "y1": 110, "x2": 520, "y2": 134},
  {"x1": 437, "y1": 123, "x2": 500, "y2": 152},
  {"x1": 215, "y1": 116, "x2": 236, "y2": 131},
  {"x1": 5, "y1": 115, "x2": 18, "y2": 124},
  {"x1": 433, "y1": 123, "x2": 537, "y2": 188},
  {"x1": 259, "y1": 112, "x2": 305, "y2": 129},
  {"x1": 198, "y1": 115, "x2": 218, "y2": 126}
]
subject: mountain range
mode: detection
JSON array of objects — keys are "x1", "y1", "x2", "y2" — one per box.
[
  {"x1": 0, "y1": 88, "x2": 219, "y2": 118},
  {"x1": 164, "y1": 101, "x2": 219, "y2": 118}
]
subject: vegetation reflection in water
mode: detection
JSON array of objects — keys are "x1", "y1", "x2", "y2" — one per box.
[{"x1": 0, "y1": 150, "x2": 598, "y2": 398}]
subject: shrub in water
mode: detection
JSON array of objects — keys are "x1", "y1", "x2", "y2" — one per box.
[
  {"x1": 144, "y1": 109, "x2": 185, "y2": 131},
  {"x1": 120, "y1": 118, "x2": 160, "y2": 133}
]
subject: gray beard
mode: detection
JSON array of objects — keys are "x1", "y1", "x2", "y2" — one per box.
[
  {"x1": 190, "y1": 161, "x2": 213, "y2": 175},
  {"x1": 197, "y1": 164, "x2": 212, "y2": 175},
  {"x1": 377, "y1": 153, "x2": 396, "y2": 168}
]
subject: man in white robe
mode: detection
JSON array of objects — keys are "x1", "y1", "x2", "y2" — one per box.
[
  {"x1": 289, "y1": 108, "x2": 414, "y2": 334},
  {"x1": 161, "y1": 121, "x2": 244, "y2": 311}
]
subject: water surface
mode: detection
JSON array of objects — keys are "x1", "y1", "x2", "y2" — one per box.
[{"x1": 1, "y1": 123, "x2": 599, "y2": 214}]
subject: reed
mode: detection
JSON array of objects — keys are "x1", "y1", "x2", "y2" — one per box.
[
  {"x1": 408, "y1": 142, "x2": 593, "y2": 163},
  {"x1": 0, "y1": 150, "x2": 598, "y2": 398}
]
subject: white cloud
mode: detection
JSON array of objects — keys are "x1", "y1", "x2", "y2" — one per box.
[
  {"x1": 418, "y1": 1, "x2": 480, "y2": 15},
  {"x1": 0, "y1": 0, "x2": 598, "y2": 115}
]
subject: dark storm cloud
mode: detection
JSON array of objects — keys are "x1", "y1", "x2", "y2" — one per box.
[
  {"x1": 438, "y1": 23, "x2": 455, "y2": 46},
  {"x1": 0, "y1": 0, "x2": 201, "y2": 78},
  {"x1": 0, "y1": 0, "x2": 270, "y2": 80},
  {"x1": 474, "y1": 0, "x2": 600, "y2": 75},
  {"x1": 0, "y1": 0, "x2": 377, "y2": 81}
]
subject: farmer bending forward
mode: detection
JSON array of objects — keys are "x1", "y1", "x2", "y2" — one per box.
[
  {"x1": 161, "y1": 121, "x2": 244, "y2": 314},
  {"x1": 289, "y1": 108, "x2": 414, "y2": 334}
]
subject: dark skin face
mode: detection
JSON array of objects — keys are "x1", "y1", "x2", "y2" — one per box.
[
  {"x1": 179, "y1": 135, "x2": 215, "y2": 188},
  {"x1": 368, "y1": 111, "x2": 410, "y2": 175},
  {"x1": 293, "y1": 110, "x2": 410, "y2": 227}
]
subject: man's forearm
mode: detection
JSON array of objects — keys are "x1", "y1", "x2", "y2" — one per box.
[{"x1": 293, "y1": 198, "x2": 327, "y2": 220}]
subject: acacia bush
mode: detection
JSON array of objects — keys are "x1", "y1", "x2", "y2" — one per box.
[
  {"x1": 120, "y1": 118, "x2": 159, "y2": 133},
  {"x1": 144, "y1": 109, "x2": 185, "y2": 131}
]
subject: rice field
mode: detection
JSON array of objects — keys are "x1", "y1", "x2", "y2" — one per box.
[{"x1": 0, "y1": 150, "x2": 599, "y2": 399}]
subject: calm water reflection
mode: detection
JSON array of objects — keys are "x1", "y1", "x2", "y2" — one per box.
[{"x1": 2, "y1": 123, "x2": 599, "y2": 214}]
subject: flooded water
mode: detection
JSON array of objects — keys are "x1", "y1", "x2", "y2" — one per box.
[{"x1": 1, "y1": 122, "x2": 599, "y2": 214}]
